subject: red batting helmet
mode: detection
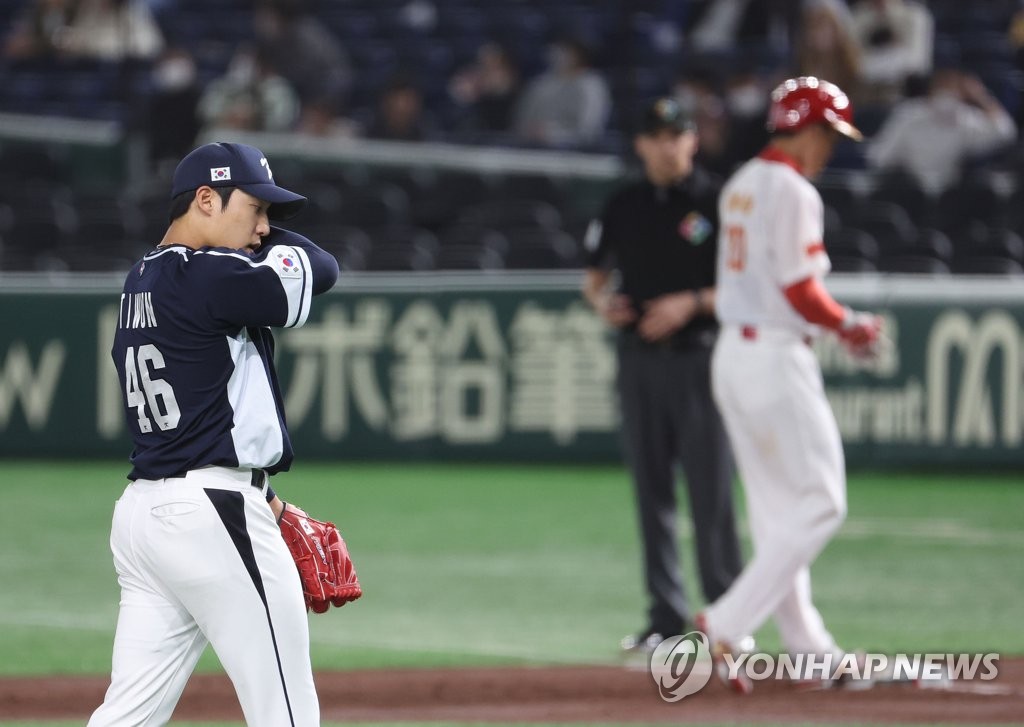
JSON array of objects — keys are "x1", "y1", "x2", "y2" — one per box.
[{"x1": 767, "y1": 76, "x2": 862, "y2": 141}]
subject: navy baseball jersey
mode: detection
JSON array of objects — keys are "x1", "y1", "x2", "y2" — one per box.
[{"x1": 112, "y1": 228, "x2": 338, "y2": 480}]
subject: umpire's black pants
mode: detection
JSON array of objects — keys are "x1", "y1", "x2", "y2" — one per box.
[{"x1": 617, "y1": 337, "x2": 743, "y2": 635}]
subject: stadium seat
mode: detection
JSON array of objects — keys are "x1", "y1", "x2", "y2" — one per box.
[
  {"x1": 829, "y1": 256, "x2": 878, "y2": 274},
  {"x1": 410, "y1": 172, "x2": 496, "y2": 230},
  {"x1": 988, "y1": 229, "x2": 1024, "y2": 262},
  {"x1": 936, "y1": 176, "x2": 1013, "y2": 236},
  {"x1": 823, "y1": 205, "x2": 842, "y2": 240},
  {"x1": 334, "y1": 242, "x2": 369, "y2": 272},
  {"x1": 373, "y1": 167, "x2": 438, "y2": 202},
  {"x1": 8, "y1": 204, "x2": 76, "y2": 255},
  {"x1": 457, "y1": 199, "x2": 563, "y2": 233},
  {"x1": 911, "y1": 228, "x2": 955, "y2": 263},
  {"x1": 817, "y1": 180, "x2": 864, "y2": 226},
  {"x1": 72, "y1": 192, "x2": 143, "y2": 234},
  {"x1": 365, "y1": 242, "x2": 436, "y2": 271},
  {"x1": 297, "y1": 183, "x2": 347, "y2": 225},
  {"x1": 857, "y1": 200, "x2": 918, "y2": 249},
  {"x1": 877, "y1": 255, "x2": 951, "y2": 275},
  {"x1": 868, "y1": 169, "x2": 934, "y2": 226},
  {"x1": 504, "y1": 229, "x2": 580, "y2": 269},
  {"x1": 437, "y1": 225, "x2": 509, "y2": 255},
  {"x1": 75, "y1": 219, "x2": 134, "y2": 254},
  {"x1": 435, "y1": 244, "x2": 505, "y2": 270},
  {"x1": 366, "y1": 225, "x2": 440, "y2": 256},
  {"x1": 297, "y1": 225, "x2": 371, "y2": 259},
  {"x1": 951, "y1": 255, "x2": 1024, "y2": 275},
  {"x1": 0, "y1": 147, "x2": 63, "y2": 184},
  {"x1": 953, "y1": 224, "x2": 1024, "y2": 262},
  {"x1": 335, "y1": 183, "x2": 411, "y2": 228},
  {"x1": 56, "y1": 247, "x2": 135, "y2": 272},
  {"x1": 826, "y1": 228, "x2": 880, "y2": 264},
  {"x1": 495, "y1": 174, "x2": 567, "y2": 206}
]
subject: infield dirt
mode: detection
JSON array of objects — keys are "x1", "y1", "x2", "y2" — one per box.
[{"x1": 2, "y1": 659, "x2": 1023, "y2": 723}]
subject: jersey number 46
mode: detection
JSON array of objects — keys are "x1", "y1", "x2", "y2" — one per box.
[{"x1": 124, "y1": 344, "x2": 181, "y2": 433}]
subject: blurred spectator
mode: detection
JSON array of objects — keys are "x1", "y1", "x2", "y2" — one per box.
[
  {"x1": 366, "y1": 75, "x2": 435, "y2": 141},
  {"x1": 3, "y1": 0, "x2": 76, "y2": 60},
  {"x1": 448, "y1": 41, "x2": 521, "y2": 134},
  {"x1": 672, "y1": 65, "x2": 771, "y2": 176},
  {"x1": 1008, "y1": 4, "x2": 1024, "y2": 125},
  {"x1": 297, "y1": 97, "x2": 360, "y2": 139},
  {"x1": 851, "y1": 0, "x2": 934, "y2": 104},
  {"x1": 397, "y1": 0, "x2": 438, "y2": 33},
  {"x1": 512, "y1": 36, "x2": 611, "y2": 147},
  {"x1": 1011, "y1": 4, "x2": 1024, "y2": 65},
  {"x1": 4, "y1": 0, "x2": 163, "y2": 61},
  {"x1": 671, "y1": 68, "x2": 732, "y2": 176},
  {"x1": 722, "y1": 67, "x2": 771, "y2": 169},
  {"x1": 796, "y1": 0, "x2": 862, "y2": 99},
  {"x1": 198, "y1": 45, "x2": 300, "y2": 133},
  {"x1": 867, "y1": 69, "x2": 1017, "y2": 195},
  {"x1": 253, "y1": 0, "x2": 352, "y2": 108},
  {"x1": 148, "y1": 47, "x2": 201, "y2": 167},
  {"x1": 59, "y1": 0, "x2": 163, "y2": 61},
  {"x1": 688, "y1": 0, "x2": 801, "y2": 54}
]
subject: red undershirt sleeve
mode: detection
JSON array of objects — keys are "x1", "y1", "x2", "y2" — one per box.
[{"x1": 783, "y1": 277, "x2": 847, "y2": 329}]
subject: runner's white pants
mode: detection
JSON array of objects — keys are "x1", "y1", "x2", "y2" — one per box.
[
  {"x1": 705, "y1": 326, "x2": 845, "y2": 660},
  {"x1": 88, "y1": 467, "x2": 319, "y2": 727}
]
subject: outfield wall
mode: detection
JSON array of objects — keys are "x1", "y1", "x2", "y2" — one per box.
[{"x1": 1, "y1": 272, "x2": 1022, "y2": 467}]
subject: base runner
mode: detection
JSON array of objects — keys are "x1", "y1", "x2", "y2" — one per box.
[{"x1": 697, "y1": 77, "x2": 882, "y2": 693}]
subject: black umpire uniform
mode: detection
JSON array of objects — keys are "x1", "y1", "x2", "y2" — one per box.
[{"x1": 582, "y1": 98, "x2": 743, "y2": 649}]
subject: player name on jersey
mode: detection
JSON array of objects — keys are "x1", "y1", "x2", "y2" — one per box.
[{"x1": 118, "y1": 291, "x2": 159, "y2": 330}]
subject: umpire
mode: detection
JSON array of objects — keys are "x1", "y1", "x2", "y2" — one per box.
[{"x1": 582, "y1": 98, "x2": 743, "y2": 652}]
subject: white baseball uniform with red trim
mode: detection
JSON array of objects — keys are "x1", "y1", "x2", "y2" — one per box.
[{"x1": 704, "y1": 147, "x2": 846, "y2": 661}]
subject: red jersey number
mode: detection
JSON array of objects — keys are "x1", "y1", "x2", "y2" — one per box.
[{"x1": 725, "y1": 225, "x2": 747, "y2": 272}]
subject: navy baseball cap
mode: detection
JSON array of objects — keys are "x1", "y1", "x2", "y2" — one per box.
[
  {"x1": 171, "y1": 142, "x2": 306, "y2": 220},
  {"x1": 637, "y1": 97, "x2": 696, "y2": 136}
]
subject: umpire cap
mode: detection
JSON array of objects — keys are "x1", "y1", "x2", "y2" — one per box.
[
  {"x1": 172, "y1": 142, "x2": 307, "y2": 220},
  {"x1": 636, "y1": 97, "x2": 696, "y2": 136}
]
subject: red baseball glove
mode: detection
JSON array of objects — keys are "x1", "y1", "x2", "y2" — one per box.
[{"x1": 278, "y1": 503, "x2": 362, "y2": 613}]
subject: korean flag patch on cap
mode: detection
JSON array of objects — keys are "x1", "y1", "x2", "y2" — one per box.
[
  {"x1": 275, "y1": 249, "x2": 303, "y2": 278},
  {"x1": 210, "y1": 166, "x2": 231, "y2": 181}
]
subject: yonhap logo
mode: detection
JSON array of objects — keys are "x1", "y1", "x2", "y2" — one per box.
[
  {"x1": 649, "y1": 632, "x2": 713, "y2": 701},
  {"x1": 647, "y1": 632, "x2": 1002, "y2": 701}
]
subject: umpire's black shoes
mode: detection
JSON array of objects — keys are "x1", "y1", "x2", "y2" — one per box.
[{"x1": 620, "y1": 626, "x2": 682, "y2": 653}]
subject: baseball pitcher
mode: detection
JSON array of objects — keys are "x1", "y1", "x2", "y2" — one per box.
[{"x1": 90, "y1": 142, "x2": 359, "y2": 727}]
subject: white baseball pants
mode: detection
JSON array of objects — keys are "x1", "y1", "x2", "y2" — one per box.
[
  {"x1": 88, "y1": 467, "x2": 319, "y2": 727},
  {"x1": 705, "y1": 325, "x2": 846, "y2": 660}
]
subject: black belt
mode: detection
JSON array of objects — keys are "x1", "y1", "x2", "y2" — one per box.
[
  {"x1": 618, "y1": 328, "x2": 717, "y2": 352},
  {"x1": 251, "y1": 469, "x2": 267, "y2": 489}
]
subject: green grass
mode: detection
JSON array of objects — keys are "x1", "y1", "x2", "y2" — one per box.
[{"x1": 1, "y1": 461, "x2": 1022, "y2": 679}]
